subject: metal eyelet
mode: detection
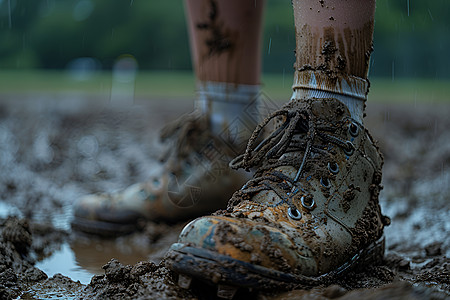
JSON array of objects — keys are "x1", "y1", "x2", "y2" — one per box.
[
  {"x1": 301, "y1": 196, "x2": 315, "y2": 210},
  {"x1": 344, "y1": 141, "x2": 355, "y2": 156},
  {"x1": 320, "y1": 177, "x2": 331, "y2": 188},
  {"x1": 288, "y1": 207, "x2": 302, "y2": 220},
  {"x1": 348, "y1": 122, "x2": 359, "y2": 137},
  {"x1": 328, "y1": 162, "x2": 339, "y2": 174}
]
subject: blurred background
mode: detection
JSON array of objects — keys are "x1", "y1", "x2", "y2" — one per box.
[{"x1": 0, "y1": 0, "x2": 449, "y2": 101}]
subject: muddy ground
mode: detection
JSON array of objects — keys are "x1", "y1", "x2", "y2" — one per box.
[{"x1": 0, "y1": 94, "x2": 449, "y2": 299}]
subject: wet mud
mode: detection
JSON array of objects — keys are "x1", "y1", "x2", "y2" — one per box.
[{"x1": 0, "y1": 95, "x2": 449, "y2": 299}]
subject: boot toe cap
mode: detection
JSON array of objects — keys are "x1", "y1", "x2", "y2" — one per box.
[{"x1": 178, "y1": 215, "x2": 318, "y2": 276}]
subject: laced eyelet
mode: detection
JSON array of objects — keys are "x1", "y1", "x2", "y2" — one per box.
[
  {"x1": 328, "y1": 162, "x2": 339, "y2": 174},
  {"x1": 301, "y1": 196, "x2": 315, "y2": 210},
  {"x1": 348, "y1": 122, "x2": 359, "y2": 137},
  {"x1": 288, "y1": 207, "x2": 302, "y2": 220},
  {"x1": 320, "y1": 177, "x2": 331, "y2": 188},
  {"x1": 344, "y1": 141, "x2": 355, "y2": 156}
]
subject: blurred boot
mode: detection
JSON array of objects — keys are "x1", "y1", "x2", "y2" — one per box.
[{"x1": 71, "y1": 108, "x2": 254, "y2": 236}]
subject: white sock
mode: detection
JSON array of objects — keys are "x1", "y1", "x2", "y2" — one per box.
[
  {"x1": 195, "y1": 81, "x2": 260, "y2": 149},
  {"x1": 291, "y1": 70, "x2": 368, "y2": 124}
]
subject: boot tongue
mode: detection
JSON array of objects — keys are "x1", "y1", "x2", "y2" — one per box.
[{"x1": 250, "y1": 166, "x2": 298, "y2": 207}]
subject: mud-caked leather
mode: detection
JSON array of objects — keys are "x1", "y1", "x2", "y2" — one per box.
[{"x1": 167, "y1": 98, "x2": 389, "y2": 288}]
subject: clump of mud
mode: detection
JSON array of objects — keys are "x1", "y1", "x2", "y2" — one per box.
[
  {"x1": 83, "y1": 259, "x2": 196, "y2": 300},
  {"x1": 0, "y1": 216, "x2": 71, "y2": 299},
  {"x1": 270, "y1": 281, "x2": 444, "y2": 300},
  {"x1": 0, "y1": 217, "x2": 44, "y2": 299}
]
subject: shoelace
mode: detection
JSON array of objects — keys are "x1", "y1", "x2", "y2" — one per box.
[{"x1": 229, "y1": 105, "x2": 355, "y2": 216}]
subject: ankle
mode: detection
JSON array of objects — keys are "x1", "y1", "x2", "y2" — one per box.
[
  {"x1": 195, "y1": 81, "x2": 261, "y2": 149},
  {"x1": 291, "y1": 70, "x2": 368, "y2": 124}
]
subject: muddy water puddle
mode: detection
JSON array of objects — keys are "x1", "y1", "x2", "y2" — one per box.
[
  {"x1": 35, "y1": 235, "x2": 165, "y2": 285},
  {"x1": 0, "y1": 199, "x2": 159, "y2": 285},
  {"x1": 35, "y1": 243, "x2": 95, "y2": 285},
  {"x1": 0, "y1": 201, "x2": 93, "y2": 283},
  {"x1": 25, "y1": 203, "x2": 180, "y2": 285}
]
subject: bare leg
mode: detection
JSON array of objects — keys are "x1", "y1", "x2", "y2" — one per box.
[
  {"x1": 186, "y1": 0, "x2": 264, "y2": 84},
  {"x1": 291, "y1": 0, "x2": 375, "y2": 123},
  {"x1": 185, "y1": 0, "x2": 265, "y2": 142}
]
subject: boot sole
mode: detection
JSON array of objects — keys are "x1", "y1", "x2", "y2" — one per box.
[
  {"x1": 166, "y1": 235, "x2": 385, "y2": 290},
  {"x1": 71, "y1": 217, "x2": 143, "y2": 236}
]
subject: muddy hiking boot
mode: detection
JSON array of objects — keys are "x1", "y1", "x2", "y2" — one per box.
[
  {"x1": 166, "y1": 98, "x2": 390, "y2": 298},
  {"x1": 71, "y1": 111, "x2": 249, "y2": 236}
]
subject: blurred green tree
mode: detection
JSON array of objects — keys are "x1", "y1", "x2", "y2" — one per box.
[{"x1": 0, "y1": 0, "x2": 448, "y2": 78}]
